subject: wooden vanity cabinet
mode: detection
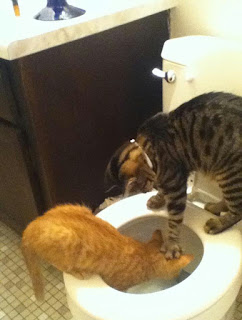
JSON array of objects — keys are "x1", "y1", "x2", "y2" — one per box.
[
  {"x1": 0, "y1": 63, "x2": 17, "y2": 124},
  {"x1": 1, "y1": 11, "x2": 168, "y2": 232},
  {"x1": 0, "y1": 61, "x2": 39, "y2": 234}
]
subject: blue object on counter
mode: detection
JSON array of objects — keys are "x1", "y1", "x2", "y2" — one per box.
[{"x1": 34, "y1": 0, "x2": 85, "y2": 21}]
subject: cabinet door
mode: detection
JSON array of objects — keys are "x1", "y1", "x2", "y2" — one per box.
[
  {"x1": 0, "y1": 124, "x2": 38, "y2": 234},
  {"x1": 15, "y1": 12, "x2": 168, "y2": 209},
  {"x1": 0, "y1": 62, "x2": 17, "y2": 124}
]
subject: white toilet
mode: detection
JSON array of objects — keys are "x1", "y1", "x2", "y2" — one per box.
[
  {"x1": 161, "y1": 35, "x2": 242, "y2": 207},
  {"x1": 64, "y1": 36, "x2": 242, "y2": 320}
]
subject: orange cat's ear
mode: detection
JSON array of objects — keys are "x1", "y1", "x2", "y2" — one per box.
[
  {"x1": 148, "y1": 230, "x2": 164, "y2": 247},
  {"x1": 178, "y1": 254, "x2": 194, "y2": 269},
  {"x1": 152, "y1": 230, "x2": 163, "y2": 242}
]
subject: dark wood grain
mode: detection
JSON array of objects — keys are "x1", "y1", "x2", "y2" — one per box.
[
  {"x1": 8, "y1": 11, "x2": 168, "y2": 210},
  {"x1": 0, "y1": 124, "x2": 38, "y2": 233},
  {"x1": 0, "y1": 62, "x2": 17, "y2": 124}
]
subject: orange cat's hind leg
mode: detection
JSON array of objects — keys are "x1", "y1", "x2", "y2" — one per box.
[
  {"x1": 21, "y1": 245, "x2": 45, "y2": 301},
  {"x1": 147, "y1": 230, "x2": 164, "y2": 249}
]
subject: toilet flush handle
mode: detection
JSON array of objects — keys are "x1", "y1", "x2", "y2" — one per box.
[{"x1": 152, "y1": 68, "x2": 176, "y2": 83}]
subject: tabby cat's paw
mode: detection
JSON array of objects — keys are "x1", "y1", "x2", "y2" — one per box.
[
  {"x1": 161, "y1": 241, "x2": 183, "y2": 259},
  {"x1": 147, "y1": 194, "x2": 165, "y2": 210},
  {"x1": 204, "y1": 218, "x2": 223, "y2": 234}
]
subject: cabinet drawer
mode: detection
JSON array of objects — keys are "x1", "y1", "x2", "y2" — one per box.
[
  {"x1": 0, "y1": 63, "x2": 17, "y2": 124},
  {"x1": 0, "y1": 124, "x2": 38, "y2": 233}
]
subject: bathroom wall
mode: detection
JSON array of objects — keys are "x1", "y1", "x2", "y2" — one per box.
[{"x1": 170, "y1": 0, "x2": 242, "y2": 42}]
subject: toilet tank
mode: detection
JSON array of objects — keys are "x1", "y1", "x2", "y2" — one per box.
[
  {"x1": 161, "y1": 35, "x2": 242, "y2": 112},
  {"x1": 161, "y1": 36, "x2": 242, "y2": 203}
]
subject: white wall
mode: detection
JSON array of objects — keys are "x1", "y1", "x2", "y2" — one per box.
[{"x1": 170, "y1": 0, "x2": 242, "y2": 42}]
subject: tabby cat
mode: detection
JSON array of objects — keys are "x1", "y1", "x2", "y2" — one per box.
[
  {"x1": 105, "y1": 140, "x2": 157, "y2": 197},
  {"x1": 106, "y1": 92, "x2": 242, "y2": 259},
  {"x1": 22, "y1": 204, "x2": 193, "y2": 301}
]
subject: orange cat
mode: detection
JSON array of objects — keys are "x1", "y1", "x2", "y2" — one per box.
[{"x1": 22, "y1": 204, "x2": 193, "y2": 301}]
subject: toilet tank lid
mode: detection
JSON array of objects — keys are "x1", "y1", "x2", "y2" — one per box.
[{"x1": 161, "y1": 35, "x2": 242, "y2": 66}]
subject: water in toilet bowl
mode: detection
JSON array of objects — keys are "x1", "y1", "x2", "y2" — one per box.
[
  {"x1": 117, "y1": 215, "x2": 202, "y2": 294},
  {"x1": 126, "y1": 269, "x2": 190, "y2": 294}
]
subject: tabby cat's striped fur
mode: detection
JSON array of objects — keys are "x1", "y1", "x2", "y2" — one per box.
[
  {"x1": 106, "y1": 92, "x2": 242, "y2": 259},
  {"x1": 105, "y1": 140, "x2": 156, "y2": 197}
]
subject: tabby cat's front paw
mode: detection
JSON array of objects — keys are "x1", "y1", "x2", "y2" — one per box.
[
  {"x1": 147, "y1": 194, "x2": 165, "y2": 210},
  {"x1": 204, "y1": 218, "x2": 223, "y2": 234},
  {"x1": 161, "y1": 241, "x2": 183, "y2": 259}
]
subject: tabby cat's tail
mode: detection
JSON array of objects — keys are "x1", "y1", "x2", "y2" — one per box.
[{"x1": 21, "y1": 244, "x2": 44, "y2": 301}]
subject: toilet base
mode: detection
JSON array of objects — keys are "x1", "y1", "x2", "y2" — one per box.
[
  {"x1": 67, "y1": 292, "x2": 93, "y2": 320},
  {"x1": 66, "y1": 293, "x2": 237, "y2": 320},
  {"x1": 222, "y1": 301, "x2": 235, "y2": 320},
  {"x1": 65, "y1": 271, "x2": 240, "y2": 320}
]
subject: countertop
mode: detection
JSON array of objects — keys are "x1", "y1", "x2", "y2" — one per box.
[{"x1": 0, "y1": 0, "x2": 178, "y2": 60}]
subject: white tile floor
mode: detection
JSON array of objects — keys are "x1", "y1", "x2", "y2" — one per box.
[
  {"x1": 0, "y1": 217, "x2": 241, "y2": 320},
  {"x1": 0, "y1": 220, "x2": 72, "y2": 320}
]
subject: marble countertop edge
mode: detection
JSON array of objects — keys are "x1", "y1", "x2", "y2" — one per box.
[{"x1": 2, "y1": 0, "x2": 178, "y2": 60}]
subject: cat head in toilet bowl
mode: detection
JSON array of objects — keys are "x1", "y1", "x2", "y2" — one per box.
[{"x1": 104, "y1": 140, "x2": 156, "y2": 198}]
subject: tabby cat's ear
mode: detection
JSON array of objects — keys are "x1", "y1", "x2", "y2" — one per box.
[
  {"x1": 124, "y1": 177, "x2": 137, "y2": 195},
  {"x1": 104, "y1": 141, "x2": 132, "y2": 194}
]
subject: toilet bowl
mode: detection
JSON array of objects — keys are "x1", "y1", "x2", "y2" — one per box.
[{"x1": 64, "y1": 191, "x2": 242, "y2": 320}]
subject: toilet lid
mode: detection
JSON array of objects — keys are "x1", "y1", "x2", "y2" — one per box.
[{"x1": 64, "y1": 192, "x2": 242, "y2": 320}]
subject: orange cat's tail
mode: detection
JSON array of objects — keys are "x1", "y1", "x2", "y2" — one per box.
[{"x1": 21, "y1": 244, "x2": 44, "y2": 301}]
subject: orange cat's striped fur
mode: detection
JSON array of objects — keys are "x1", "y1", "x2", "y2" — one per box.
[{"x1": 22, "y1": 204, "x2": 193, "y2": 301}]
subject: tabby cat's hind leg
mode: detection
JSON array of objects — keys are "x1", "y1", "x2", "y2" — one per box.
[
  {"x1": 204, "y1": 199, "x2": 228, "y2": 216},
  {"x1": 204, "y1": 173, "x2": 242, "y2": 234},
  {"x1": 204, "y1": 212, "x2": 241, "y2": 234}
]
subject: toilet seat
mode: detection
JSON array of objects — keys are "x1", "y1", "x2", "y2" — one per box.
[{"x1": 64, "y1": 192, "x2": 242, "y2": 320}]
